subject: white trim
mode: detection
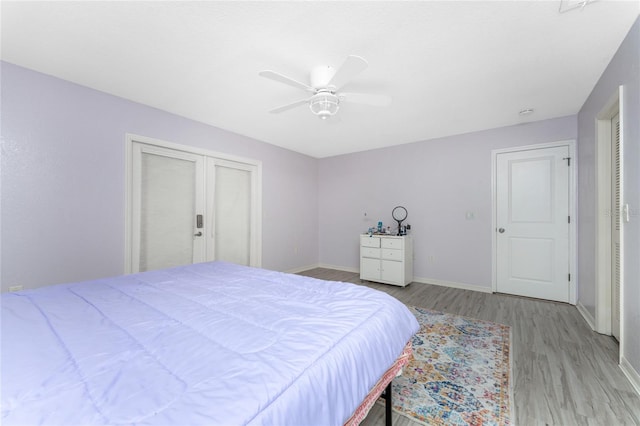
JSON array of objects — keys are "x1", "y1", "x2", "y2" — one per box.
[
  {"x1": 294, "y1": 265, "x2": 500, "y2": 295},
  {"x1": 620, "y1": 356, "x2": 640, "y2": 397},
  {"x1": 127, "y1": 133, "x2": 261, "y2": 167},
  {"x1": 618, "y1": 88, "x2": 626, "y2": 366},
  {"x1": 491, "y1": 140, "x2": 577, "y2": 304},
  {"x1": 124, "y1": 133, "x2": 263, "y2": 273},
  {"x1": 594, "y1": 86, "x2": 623, "y2": 337},
  {"x1": 576, "y1": 301, "x2": 596, "y2": 331},
  {"x1": 413, "y1": 276, "x2": 493, "y2": 293},
  {"x1": 253, "y1": 164, "x2": 263, "y2": 268},
  {"x1": 284, "y1": 263, "x2": 322, "y2": 274},
  {"x1": 124, "y1": 137, "x2": 133, "y2": 274},
  {"x1": 317, "y1": 263, "x2": 360, "y2": 274},
  {"x1": 307, "y1": 264, "x2": 495, "y2": 293},
  {"x1": 285, "y1": 264, "x2": 358, "y2": 275}
]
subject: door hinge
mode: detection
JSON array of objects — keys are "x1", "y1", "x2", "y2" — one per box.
[
  {"x1": 568, "y1": 215, "x2": 571, "y2": 224},
  {"x1": 568, "y1": 273, "x2": 571, "y2": 282},
  {"x1": 563, "y1": 157, "x2": 571, "y2": 166}
]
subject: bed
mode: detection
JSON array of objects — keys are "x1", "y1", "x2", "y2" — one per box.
[{"x1": 1, "y1": 261, "x2": 418, "y2": 425}]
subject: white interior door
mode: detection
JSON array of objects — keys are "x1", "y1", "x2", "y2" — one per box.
[
  {"x1": 496, "y1": 146, "x2": 570, "y2": 302},
  {"x1": 132, "y1": 143, "x2": 205, "y2": 272},
  {"x1": 611, "y1": 113, "x2": 621, "y2": 341},
  {"x1": 207, "y1": 159, "x2": 253, "y2": 266},
  {"x1": 128, "y1": 137, "x2": 262, "y2": 273}
]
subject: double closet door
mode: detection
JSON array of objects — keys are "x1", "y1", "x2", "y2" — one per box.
[{"x1": 128, "y1": 138, "x2": 261, "y2": 273}]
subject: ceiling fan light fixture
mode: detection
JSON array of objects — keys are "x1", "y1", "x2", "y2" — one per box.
[{"x1": 310, "y1": 91, "x2": 340, "y2": 119}]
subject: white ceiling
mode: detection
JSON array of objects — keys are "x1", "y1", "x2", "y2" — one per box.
[{"x1": 2, "y1": 1, "x2": 638, "y2": 158}]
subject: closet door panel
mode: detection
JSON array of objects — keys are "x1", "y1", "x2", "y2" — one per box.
[
  {"x1": 209, "y1": 162, "x2": 252, "y2": 266},
  {"x1": 132, "y1": 144, "x2": 205, "y2": 272}
]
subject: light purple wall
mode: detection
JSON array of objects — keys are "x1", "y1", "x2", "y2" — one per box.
[
  {"x1": 318, "y1": 116, "x2": 577, "y2": 289},
  {"x1": 577, "y1": 17, "x2": 640, "y2": 374},
  {"x1": 1, "y1": 61, "x2": 319, "y2": 291}
]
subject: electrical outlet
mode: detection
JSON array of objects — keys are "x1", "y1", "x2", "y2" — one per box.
[{"x1": 9, "y1": 285, "x2": 23, "y2": 293}]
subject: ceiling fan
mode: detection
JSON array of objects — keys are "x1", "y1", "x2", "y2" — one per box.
[{"x1": 259, "y1": 55, "x2": 391, "y2": 120}]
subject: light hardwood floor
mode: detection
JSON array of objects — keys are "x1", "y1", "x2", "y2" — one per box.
[{"x1": 297, "y1": 268, "x2": 640, "y2": 426}]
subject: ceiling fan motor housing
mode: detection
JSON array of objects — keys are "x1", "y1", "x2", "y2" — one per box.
[{"x1": 310, "y1": 65, "x2": 336, "y2": 89}]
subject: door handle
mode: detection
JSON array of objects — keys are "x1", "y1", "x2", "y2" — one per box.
[
  {"x1": 498, "y1": 228, "x2": 505, "y2": 233},
  {"x1": 194, "y1": 231, "x2": 203, "y2": 237}
]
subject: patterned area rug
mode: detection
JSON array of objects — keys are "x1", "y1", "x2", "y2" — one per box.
[{"x1": 387, "y1": 306, "x2": 512, "y2": 426}]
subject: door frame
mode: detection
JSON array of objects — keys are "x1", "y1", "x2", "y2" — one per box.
[
  {"x1": 594, "y1": 85, "x2": 624, "y2": 342},
  {"x1": 125, "y1": 133, "x2": 262, "y2": 274},
  {"x1": 491, "y1": 140, "x2": 577, "y2": 304}
]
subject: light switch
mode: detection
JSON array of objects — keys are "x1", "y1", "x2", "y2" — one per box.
[{"x1": 623, "y1": 204, "x2": 630, "y2": 223}]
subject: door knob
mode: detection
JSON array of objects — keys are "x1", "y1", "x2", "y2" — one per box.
[
  {"x1": 194, "y1": 231, "x2": 203, "y2": 237},
  {"x1": 498, "y1": 228, "x2": 505, "y2": 233}
]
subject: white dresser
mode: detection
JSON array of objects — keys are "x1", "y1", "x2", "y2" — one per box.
[{"x1": 360, "y1": 235, "x2": 413, "y2": 286}]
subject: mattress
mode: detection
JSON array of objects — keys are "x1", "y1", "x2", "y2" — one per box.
[{"x1": 1, "y1": 261, "x2": 419, "y2": 425}]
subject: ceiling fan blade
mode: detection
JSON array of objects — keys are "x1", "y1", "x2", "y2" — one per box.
[
  {"x1": 259, "y1": 70, "x2": 315, "y2": 92},
  {"x1": 327, "y1": 55, "x2": 368, "y2": 90},
  {"x1": 340, "y1": 92, "x2": 392, "y2": 107},
  {"x1": 269, "y1": 98, "x2": 311, "y2": 114}
]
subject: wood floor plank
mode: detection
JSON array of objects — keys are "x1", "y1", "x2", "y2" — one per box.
[{"x1": 297, "y1": 268, "x2": 640, "y2": 426}]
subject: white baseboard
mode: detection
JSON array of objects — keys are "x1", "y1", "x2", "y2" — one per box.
[
  {"x1": 285, "y1": 263, "x2": 360, "y2": 274},
  {"x1": 284, "y1": 263, "x2": 320, "y2": 274},
  {"x1": 290, "y1": 265, "x2": 492, "y2": 294},
  {"x1": 620, "y1": 356, "x2": 640, "y2": 396},
  {"x1": 576, "y1": 301, "x2": 596, "y2": 331},
  {"x1": 296, "y1": 265, "x2": 494, "y2": 293},
  {"x1": 413, "y1": 276, "x2": 493, "y2": 293},
  {"x1": 317, "y1": 263, "x2": 360, "y2": 274}
]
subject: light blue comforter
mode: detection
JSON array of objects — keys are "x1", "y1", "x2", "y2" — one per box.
[{"x1": 1, "y1": 261, "x2": 418, "y2": 425}]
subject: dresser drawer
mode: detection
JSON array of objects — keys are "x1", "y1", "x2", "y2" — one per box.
[
  {"x1": 360, "y1": 236, "x2": 381, "y2": 248},
  {"x1": 381, "y1": 249, "x2": 402, "y2": 261},
  {"x1": 361, "y1": 247, "x2": 381, "y2": 258},
  {"x1": 381, "y1": 238, "x2": 403, "y2": 250}
]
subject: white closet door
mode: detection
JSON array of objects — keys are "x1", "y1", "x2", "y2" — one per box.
[
  {"x1": 208, "y1": 160, "x2": 253, "y2": 266},
  {"x1": 132, "y1": 144, "x2": 205, "y2": 272},
  {"x1": 128, "y1": 136, "x2": 262, "y2": 273},
  {"x1": 611, "y1": 113, "x2": 621, "y2": 341}
]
